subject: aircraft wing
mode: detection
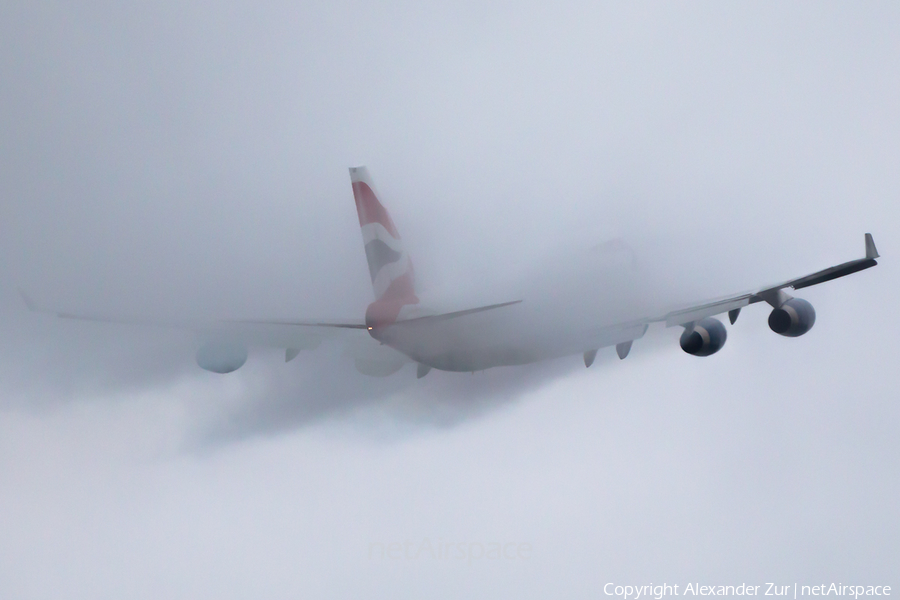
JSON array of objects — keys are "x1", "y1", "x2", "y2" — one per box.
[
  {"x1": 18, "y1": 291, "x2": 523, "y2": 367},
  {"x1": 19, "y1": 233, "x2": 878, "y2": 371},
  {"x1": 18, "y1": 289, "x2": 366, "y2": 348},
  {"x1": 658, "y1": 233, "x2": 879, "y2": 328},
  {"x1": 570, "y1": 233, "x2": 879, "y2": 365}
]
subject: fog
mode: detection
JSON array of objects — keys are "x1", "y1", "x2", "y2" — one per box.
[{"x1": 1, "y1": 2, "x2": 898, "y2": 598}]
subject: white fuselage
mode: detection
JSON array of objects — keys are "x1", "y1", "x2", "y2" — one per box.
[{"x1": 370, "y1": 261, "x2": 659, "y2": 372}]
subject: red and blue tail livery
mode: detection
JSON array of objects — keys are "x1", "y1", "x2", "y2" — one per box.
[{"x1": 350, "y1": 166, "x2": 419, "y2": 329}]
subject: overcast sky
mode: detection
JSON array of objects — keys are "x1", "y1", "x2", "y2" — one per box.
[{"x1": 1, "y1": 2, "x2": 898, "y2": 598}]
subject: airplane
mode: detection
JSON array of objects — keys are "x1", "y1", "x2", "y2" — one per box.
[{"x1": 22, "y1": 166, "x2": 880, "y2": 379}]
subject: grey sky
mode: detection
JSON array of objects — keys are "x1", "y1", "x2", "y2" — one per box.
[{"x1": 1, "y1": 1, "x2": 898, "y2": 598}]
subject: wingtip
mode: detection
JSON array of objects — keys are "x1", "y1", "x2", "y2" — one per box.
[
  {"x1": 865, "y1": 233, "x2": 880, "y2": 259},
  {"x1": 18, "y1": 288, "x2": 38, "y2": 312}
]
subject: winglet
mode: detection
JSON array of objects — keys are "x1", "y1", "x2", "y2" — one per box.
[
  {"x1": 865, "y1": 233, "x2": 879, "y2": 259},
  {"x1": 18, "y1": 288, "x2": 40, "y2": 312}
]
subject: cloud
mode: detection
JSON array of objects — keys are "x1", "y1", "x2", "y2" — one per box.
[{"x1": 0, "y1": 1, "x2": 898, "y2": 597}]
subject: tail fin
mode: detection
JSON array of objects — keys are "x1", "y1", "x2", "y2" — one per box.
[{"x1": 349, "y1": 166, "x2": 419, "y2": 327}]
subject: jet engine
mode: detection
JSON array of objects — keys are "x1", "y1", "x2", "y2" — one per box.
[
  {"x1": 768, "y1": 298, "x2": 816, "y2": 337},
  {"x1": 680, "y1": 318, "x2": 727, "y2": 357},
  {"x1": 196, "y1": 342, "x2": 248, "y2": 373}
]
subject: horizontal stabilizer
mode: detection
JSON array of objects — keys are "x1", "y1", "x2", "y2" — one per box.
[
  {"x1": 393, "y1": 300, "x2": 523, "y2": 327},
  {"x1": 227, "y1": 319, "x2": 367, "y2": 329}
]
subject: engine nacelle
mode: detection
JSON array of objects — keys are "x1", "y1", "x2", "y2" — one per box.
[
  {"x1": 196, "y1": 342, "x2": 248, "y2": 373},
  {"x1": 768, "y1": 298, "x2": 816, "y2": 337},
  {"x1": 680, "y1": 317, "x2": 727, "y2": 357}
]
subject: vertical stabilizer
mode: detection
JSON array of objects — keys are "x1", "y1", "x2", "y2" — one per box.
[{"x1": 349, "y1": 166, "x2": 419, "y2": 327}]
